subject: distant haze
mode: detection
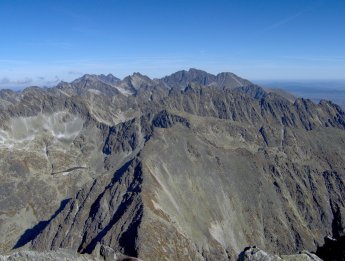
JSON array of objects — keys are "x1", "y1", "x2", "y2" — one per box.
[{"x1": 257, "y1": 80, "x2": 345, "y2": 108}]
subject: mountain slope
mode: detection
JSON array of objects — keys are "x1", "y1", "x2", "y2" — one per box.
[
  {"x1": 0, "y1": 69, "x2": 344, "y2": 260},
  {"x1": 160, "y1": 68, "x2": 252, "y2": 89}
]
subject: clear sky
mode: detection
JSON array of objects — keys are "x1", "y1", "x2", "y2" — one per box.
[{"x1": 1, "y1": 0, "x2": 345, "y2": 88}]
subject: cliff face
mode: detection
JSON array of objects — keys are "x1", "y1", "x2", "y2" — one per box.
[{"x1": 0, "y1": 69, "x2": 344, "y2": 260}]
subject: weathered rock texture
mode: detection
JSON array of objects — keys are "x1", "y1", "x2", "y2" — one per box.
[
  {"x1": 238, "y1": 246, "x2": 322, "y2": 261},
  {"x1": 0, "y1": 244, "x2": 140, "y2": 261},
  {"x1": 0, "y1": 69, "x2": 344, "y2": 260}
]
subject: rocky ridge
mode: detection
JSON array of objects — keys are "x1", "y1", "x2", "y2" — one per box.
[
  {"x1": 0, "y1": 69, "x2": 344, "y2": 260},
  {"x1": 0, "y1": 244, "x2": 140, "y2": 261},
  {"x1": 238, "y1": 246, "x2": 322, "y2": 261}
]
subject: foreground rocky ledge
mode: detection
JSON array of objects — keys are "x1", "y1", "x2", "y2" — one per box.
[
  {"x1": 0, "y1": 244, "x2": 141, "y2": 261},
  {"x1": 0, "y1": 246, "x2": 324, "y2": 261},
  {"x1": 239, "y1": 246, "x2": 322, "y2": 261}
]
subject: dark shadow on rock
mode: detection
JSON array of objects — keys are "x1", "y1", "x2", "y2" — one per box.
[
  {"x1": 237, "y1": 246, "x2": 255, "y2": 261},
  {"x1": 316, "y1": 235, "x2": 345, "y2": 261},
  {"x1": 118, "y1": 204, "x2": 143, "y2": 257},
  {"x1": 152, "y1": 110, "x2": 190, "y2": 129},
  {"x1": 78, "y1": 160, "x2": 143, "y2": 256},
  {"x1": 13, "y1": 198, "x2": 71, "y2": 249}
]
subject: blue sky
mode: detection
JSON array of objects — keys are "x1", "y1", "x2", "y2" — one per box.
[{"x1": 1, "y1": 0, "x2": 345, "y2": 88}]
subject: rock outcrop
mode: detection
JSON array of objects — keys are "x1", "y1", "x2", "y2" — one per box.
[
  {"x1": 238, "y1": 246, "x2": 322, "y2": 261},
  {"x1": 0, "y1": 244, "x2": 140, "y2": 261},
  {"x1": 0, "y1": 69, "x2": 344, "y2": 260}
]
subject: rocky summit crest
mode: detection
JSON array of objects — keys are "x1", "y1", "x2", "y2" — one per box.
[{"x1": 0, "y1": 69, "x2": 344, "y2": 260}]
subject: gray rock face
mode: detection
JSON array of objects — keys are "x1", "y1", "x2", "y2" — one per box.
[
  {"x1": 160, "y1": 68, "x2": 252, "y2": 89},
  {"x1": 238, "y1": 246, "x2": 322, "y2": 261},
  {"x1": 0, "y1": 69, "x2": 345, "y2": 260},
  {"x1": 0, "y1": 244, "x2": 141, "y2": 261}
]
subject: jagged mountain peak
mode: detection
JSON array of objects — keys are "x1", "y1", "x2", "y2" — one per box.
[
  {"x1": 184, "y1": 68, "x2": 214, "y2": 77},
  {"x1": 120, "y1": 72, "x2": 155, "y2": 92},
  {"x1": 72, "y1": 74, "x2": 98, "y2": 83},
  {"x1": 72, "y1": 73, "x2": 120, "y2": 86},
  {"x1": 123, "y1": 72, "x2": 150, "y2": 82},
  {"x1": 0, "y1": 67, "x2": 345, "y2": 260},
  {"x1": 54, "y1": 73, "x2": 122, "y2": 97},
  {"x1": 215, "y1": 71, "x2": 253, "y2": 87},
  {"x1": 161, "y1": 68, "x2": 215, "y2": 87},
  {"x1": 131, "y1": 72, "x2": 146, "y2": 77},
  {"x1": 97, "y1": 73, "x2": 120, "y2": 85},
  {"x1": 160, "y1": 68, "x2": 253, "y2": 91},
  {"x1": 55, "y1": 69, "x2": 261, "y2": 98}
]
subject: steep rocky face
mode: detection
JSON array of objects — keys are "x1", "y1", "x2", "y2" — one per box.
[
  {"x1": 57, "y1": 74, "x2": 122, "y2": 97},
  {"x1": 238, "y1": 246, "x2": 322, "y2": 261},
  {"x1": 0, "y1": 244, "x2": 141, "y2": 261},
  {"x1": 160, "y1": 68, "x2": 252, "y2": 90},
  {"x1": 97, "y1": 74, "x2": 121, "y2": 85},
  {"x1": 0, "y1": 69, "x2": 344, "y2": 260}
]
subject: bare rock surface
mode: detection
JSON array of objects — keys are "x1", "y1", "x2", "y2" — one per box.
[
  {"x1": 0, "y1": 69, "x2": 344, "y2": 260},
  {"x1": 238, "y1": 246, "x2": 322, "y2": 261},
  {"x1": 0, "y1": 244, "x2": 140, "y2": 261}
]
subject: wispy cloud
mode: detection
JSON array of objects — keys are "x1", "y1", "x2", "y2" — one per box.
[
  {"x1": 281, "y1": 55, "x2": 345, "y2": 63},
  {"x1": 0, "y1": 77, "x2": 32, "y2": 85},
  {"x1": 0, "y1": 59, "x2": 31, "y2": 65},
  {"x1": 68, "y1": 71, "x2": 83, "y2": 75},
  {"x1": 256, "y1": 1, "x2": 324, "y2": 34},
  {"x1": 44, "y1": 76, "x2": 61, "y2": 86},
  {"x1": 260, "y1": 11, "x2": 305, "y2": 33},
  {"x1": 0, "y1": 75, "x2": 62, "y2": 89}
]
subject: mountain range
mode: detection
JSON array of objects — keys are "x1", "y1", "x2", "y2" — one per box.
[{"x1": 0, "y1": 69, "x2": 344, "y2": 260}]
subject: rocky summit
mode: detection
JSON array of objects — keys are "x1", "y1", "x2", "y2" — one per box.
[{"x1": 0, "y1": 69, "x2": 344, "y2": 260}]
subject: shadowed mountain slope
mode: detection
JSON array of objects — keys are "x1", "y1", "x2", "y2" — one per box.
[{"x1": 0, "y1": 69, "x2": 344, "y2": 260}]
